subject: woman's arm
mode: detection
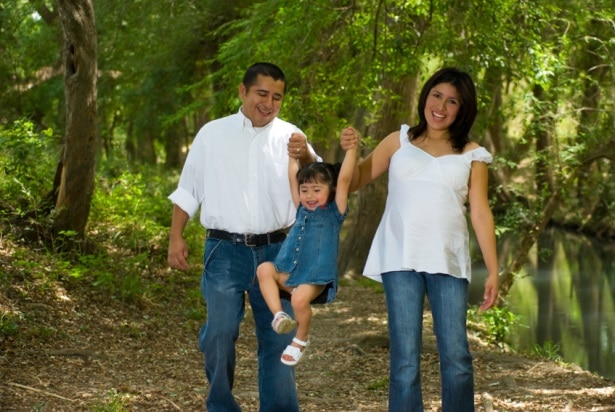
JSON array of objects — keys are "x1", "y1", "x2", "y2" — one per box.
[
  {"x1": 349, "y1": 131, "x2": 400, "y2": 192},
  {"x1": 468, "y1": 161, "x2": 499, "y2": 311}
]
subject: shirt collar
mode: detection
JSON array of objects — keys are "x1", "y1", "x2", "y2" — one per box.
[{"x1": 236, "y1": 107, "x2": 275, "y2": 131}]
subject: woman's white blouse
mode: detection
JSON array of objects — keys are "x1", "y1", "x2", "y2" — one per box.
[{"x1": 363, "y1": 124, "x2": 493, "y2": 283}]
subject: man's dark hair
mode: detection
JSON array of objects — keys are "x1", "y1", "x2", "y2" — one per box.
[{"x1": 243, "y1": 62, "x2": 287, "y2": 93}]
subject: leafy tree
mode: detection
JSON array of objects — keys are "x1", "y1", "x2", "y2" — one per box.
[
  {"x1": 1, "y1": 0, "x2": 613, "y2": 301},
  {"x1": 51, "y1": 0, "x2": 98, "y2": 240}
]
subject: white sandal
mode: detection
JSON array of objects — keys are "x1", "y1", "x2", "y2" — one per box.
[
  {"x1": 281, "y1": 337, "x2": 309, "y2": 366},
  {"x1": 271, "y1": 311, "x2": 296, "y2": 334}
]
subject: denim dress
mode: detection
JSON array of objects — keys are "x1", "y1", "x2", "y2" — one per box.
[{"x1": 274, "y1": 201, "x2": 347, "y2": 303}]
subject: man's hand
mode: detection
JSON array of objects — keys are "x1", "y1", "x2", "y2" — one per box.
[
  {"x1": 287, "y1": 132, "x2": 307, "y2": 159},
  {"x1": 288, "y1": 132, "x2": 314, "y2": 164},
  {"x1": 168, "y1": 205, "x2": 190, "y2": 270},
  {"x1": 168, "y1": 236, "x2": 190, "y2": 270}
]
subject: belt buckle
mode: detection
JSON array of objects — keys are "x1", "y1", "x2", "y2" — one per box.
[{"x1": 244, "y1": 234, "x2": 257, "y2": 247}]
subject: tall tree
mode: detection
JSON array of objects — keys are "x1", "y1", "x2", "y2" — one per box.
[{"x1": 51, "y1": 0, "x2": 97, "y2": 240}]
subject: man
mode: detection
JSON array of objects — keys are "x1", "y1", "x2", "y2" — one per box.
[{"x1": 167, "y1": 62, "x2": 318, "y2": 411}]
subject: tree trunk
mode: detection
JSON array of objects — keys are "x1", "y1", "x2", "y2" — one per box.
[
  {"x1": 52, "y1": 0, "x2": 97, "y2": 240},
  {"x1": 480, "y1": 67, "x2": 516, "y2": 206},
  {"x1": 339, "y1": 73, "x2": 419, "y2": 276}
]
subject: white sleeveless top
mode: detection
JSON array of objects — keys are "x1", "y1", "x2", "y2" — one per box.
[{"x1": 363, "y1": 124, "x2": 493, "y2": 283}]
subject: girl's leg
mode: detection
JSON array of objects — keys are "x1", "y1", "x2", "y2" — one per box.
[
  {"x1": 281, "y1": 284, "x2": 324, "y2": 362},
  {"x1": 256, "y1": 262, "x2": 290, "y2": 315}
]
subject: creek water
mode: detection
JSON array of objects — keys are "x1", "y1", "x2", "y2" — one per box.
[{"x1": 469, "y1": 227, "x2": 615, "y2": 381}]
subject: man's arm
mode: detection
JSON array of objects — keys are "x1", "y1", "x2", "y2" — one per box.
[{"x1": 168, "y1": 205, "x2": 191, "y2": 270}]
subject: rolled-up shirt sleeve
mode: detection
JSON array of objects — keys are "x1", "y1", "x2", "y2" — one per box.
[
  {"x1": 168, "y1": 128, "x2": 206, "y2": 218},
  {"x1": 169, "y1": 186, "x2": 200, "y2": 218}
]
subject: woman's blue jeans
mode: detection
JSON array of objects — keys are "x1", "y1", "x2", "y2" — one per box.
[
  {"x1": 198, "y1": 238, "x2": 298, "y2": 412},
  {"x1": 382, "y1": 270, "x2": 474, "y2": 412}
]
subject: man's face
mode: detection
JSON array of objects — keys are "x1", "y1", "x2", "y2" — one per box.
[{"x1": 239, "y1": 74, "x2": 285, "y2": 127}]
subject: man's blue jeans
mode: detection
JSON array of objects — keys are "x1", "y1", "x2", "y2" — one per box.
[
  {"x1": 198, "y1": 238, "x2": 298, "y2": 412},
  {"x1": 382, "y1": 270, "x2": 474, "y2": 412}
]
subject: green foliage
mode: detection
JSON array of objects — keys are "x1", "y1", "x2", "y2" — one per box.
[
  {"x1": 366, "y1": 377, "x2": 389, "y2": 391},
  {"x1": 0, "y1": 311, "x2": 20, "y2": 338},
  {"x1": 0, "y1": 120, "x2": 59, "y2": 214},
  {"x1": 183, "y1": 286, "x2": 205, "y2": 323},
  {"x1": 345, "y1": 276, "x2": 385, "y2": 294},
  {"x1": 532, "y1": 341, "x2": 562, "y2": 361},
  {"x1": 91, "y1": 390, "x2": 130, "y2": 412},
  {"x1": 0, "y1": 134, "x2": 202, "y2": 301},
  {"x1": 471, "y1": 306, "x2": 519, "y2": 347},
  {"x1": 1, "y1": 0, "x2": 614, "y2": 313},
  {"x1": 0, "y1": 1, "x2": 64, "y2": 128},
  {"x1": 90, "y1": 167, "x2": 175, "y2": 253}
]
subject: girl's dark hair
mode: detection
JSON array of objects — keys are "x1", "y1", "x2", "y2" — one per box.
[
  {"x1": 296, "y1": 162, "x2": 342, "y2": 203},
  {"x1": 243, "y1": 62, "x2": 287, "y2": 93},
  {"x1": 408, "y1": 67, "x2": 477, "y2": 153}
]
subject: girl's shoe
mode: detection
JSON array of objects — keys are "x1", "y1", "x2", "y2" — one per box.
[
  {"x1": 281, "y1": 337, "x2": 309, "y2": 366},
  {"x1": 271, "y1": 311, "x2": 296, "y2": 334}
]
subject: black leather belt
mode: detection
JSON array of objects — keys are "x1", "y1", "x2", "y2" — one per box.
[{"x1": 207, "y1": 229, "x2": 286, "y2": 247}]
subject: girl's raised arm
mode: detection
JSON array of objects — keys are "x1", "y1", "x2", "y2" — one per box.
[
  {"x1": 336, "y1": 127, "x2": 359, "y2": 214},
  {"x1": 288, "y1": 156, "x2": 300, "y2": 209}
]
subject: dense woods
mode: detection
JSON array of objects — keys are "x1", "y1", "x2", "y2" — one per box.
[
  {"x1": 2, "y1": 0, "x2": 613, "y2": 293},
  {"x1": 1, "y1": 1, "x2": 614, "y2": 410}
]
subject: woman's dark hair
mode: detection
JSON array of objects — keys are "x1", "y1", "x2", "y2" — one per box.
[
  {"x1": 408, "y1": 67, "x2": 477, "y2": 153},
  {"x1": 243, "y1": 62, "x2": 287, "y2": 93},
  {"x1": 296, "y1": 162, "x2": 342, "y2": 203}
]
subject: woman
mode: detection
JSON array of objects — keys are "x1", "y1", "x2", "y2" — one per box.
[{"x1": 350, "y1": 68, "x2": 499, "y2": 411}]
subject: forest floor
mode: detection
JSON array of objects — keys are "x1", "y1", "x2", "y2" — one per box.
[{"x1": 1, "y1": 245, "x2": 615, "y2": 412}]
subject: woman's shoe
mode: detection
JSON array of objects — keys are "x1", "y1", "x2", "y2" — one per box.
[
  {"x1": 281, "y1": 337, "x2": 309, "y2": 366},
  {"x1": 271, "y1": 311, "x2": 296, "y2": 334}
]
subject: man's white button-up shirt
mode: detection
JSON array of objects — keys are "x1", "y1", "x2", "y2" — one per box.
[{"x1": 169, "y1": 109, "x2": 319, "y2": 234}]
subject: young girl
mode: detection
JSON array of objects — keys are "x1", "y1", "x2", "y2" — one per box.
[{"x1": 256, "y1": 127, "x2": 359, "y2": 366}]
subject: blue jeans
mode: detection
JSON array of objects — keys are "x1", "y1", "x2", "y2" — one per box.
[
  {"x1": 382, "y1": 271, "x2": 474, "y2": 412},
  {"x1": 198, "y1": 238, "x2": 298, "y2": 412}
]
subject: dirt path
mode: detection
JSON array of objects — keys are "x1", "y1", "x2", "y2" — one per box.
[{"x1": 1, "y1": 274, "x2": 614, "y2": 411}]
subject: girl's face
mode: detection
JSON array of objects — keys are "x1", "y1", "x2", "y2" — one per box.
[
  {"x1": 299, "y1": 181, "x2": 330, "y2": 210},
  {"x1": 424, "y1": 82, "x2": 460, "y2": 133}
]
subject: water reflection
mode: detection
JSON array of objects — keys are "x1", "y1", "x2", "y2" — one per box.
[{"x1": 470, "y1": 227, "x2": 615, "y2": 380}]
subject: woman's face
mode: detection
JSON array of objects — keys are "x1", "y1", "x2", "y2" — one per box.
[{"x1": 424, "y1": 82, "x2": 460, "y2": 133}]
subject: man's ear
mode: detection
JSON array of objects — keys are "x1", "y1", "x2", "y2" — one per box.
[{"x1": 238, "y1": 83, "x2": 246, "y2": 97}]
